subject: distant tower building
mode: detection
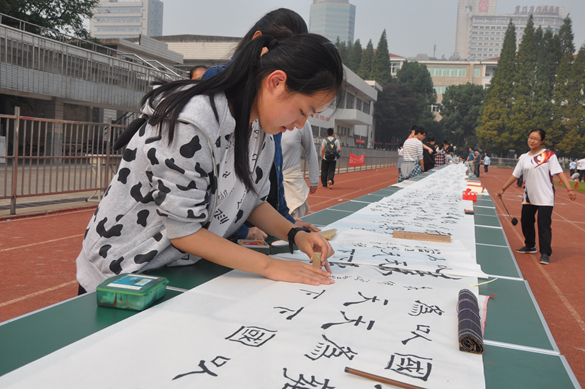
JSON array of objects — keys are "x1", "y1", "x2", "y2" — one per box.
[
  {"x1": 309, "y1": 0, "x2": 356, "y2": 44},
  {"x1": 90, "y1": 0, "x2": 164, "y2": 39},
  {"x1": 455, "y1": 0, "x2": 565, "y2": 60}
]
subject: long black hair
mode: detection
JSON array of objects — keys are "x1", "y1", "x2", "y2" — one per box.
[
  {"x1": 141, "y1": 33, "x2": 344, "y2": 192},
  {"x1": 235, "y1": 8, "x2": 308, "y2": 54}
]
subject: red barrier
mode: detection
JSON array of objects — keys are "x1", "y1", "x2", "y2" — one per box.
[{"x1": 349, "y1": 153, "x2": 365, "y2": 166}]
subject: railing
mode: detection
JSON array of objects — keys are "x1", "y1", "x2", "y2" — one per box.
[
  {"x1": 0, "y1": 109, "x2": 399, "y2": 216},
  {"x1": 0, "y1": 13, "x2": 185, "y2": 111},
  {"x1": 0, "y1": 108, "x2": 126, "y2": 215},
  {"x1": 0, "y1": 12, "x2": 187, "y2": 80},
  {"x1": 485, "y1": 157, "x2": 570, "y2": 170},
  {"x1": 301, "y1": 142, "x2": 398, "y2": 177}
]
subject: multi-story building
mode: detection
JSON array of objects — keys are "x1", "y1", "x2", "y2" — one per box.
[
  {"x1": 310, "y1": 66, "x2": 380, "y2": 148},
  {"x1": 389, "y1": 54, "x2": 499, "y2": 120},
  {"x1": 455, "y1": 0, "x2": 565, "y2": 60},
  {"x1": 309, "y1": 0, "x2": 356, "y2": 44},
  {"x1": 152, "y1": 35, "x2": 240, "y2": 72},
  {"x1": 90, "y1": 0, "x2": 164, "y2": 40}
]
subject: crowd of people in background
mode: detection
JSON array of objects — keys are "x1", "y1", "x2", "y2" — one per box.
[
  {"x1": 396, "y1": 125, "x2": 459, "y2": 183},
  {"x1": 570, "y1": 157, "x2": 585, "y2": 182}
]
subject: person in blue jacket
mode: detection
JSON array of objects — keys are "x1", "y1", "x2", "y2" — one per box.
[{"x1": 203, "y1": 8, "x2": 320, "y2": 241}]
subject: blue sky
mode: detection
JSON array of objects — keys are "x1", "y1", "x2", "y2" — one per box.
[{"x1": 163, "y1": 0, "x2": 585, "y2": 58}]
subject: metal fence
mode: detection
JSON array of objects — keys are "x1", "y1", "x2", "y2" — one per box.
[
  {"x1": 0, "y1": 13, "x2": 185, "y2": 112},
  {"x1": 301, "y1": 141, "x2": 398, "y2": 176},
  {"x1": 481, "y1": 157, "x2": 570, "y2": 169},
  {"x1": 0, "y1": 108, "x2": 126, "y2": 214},
  {"x1": 0, "y1": 109, "x2": 399, "y2": 215}
]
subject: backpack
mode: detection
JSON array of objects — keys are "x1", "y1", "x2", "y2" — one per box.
[{"x1": 324, "y1": 138, "x2": 338, "y2": 160}]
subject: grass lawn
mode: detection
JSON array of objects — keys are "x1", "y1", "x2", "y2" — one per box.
[{"x1": 554, "y1": 179, "x2": 585, "y2": 194}]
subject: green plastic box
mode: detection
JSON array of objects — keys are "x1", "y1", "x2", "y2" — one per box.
[{"x1": 96, "y1": 274, "x2": 168, "y2": 311}]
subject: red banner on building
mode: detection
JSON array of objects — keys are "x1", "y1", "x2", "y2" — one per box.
[
  {"x1": 355, "y1": 138, "x2": 366, "y2": 145},
  {"x1": 349, "y1": 153, "x2": 365, "y2": 166}
]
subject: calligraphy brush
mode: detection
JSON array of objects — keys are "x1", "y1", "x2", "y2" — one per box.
[{"x1": 499, "y1": 196, "x2": 518, "y2": 226}]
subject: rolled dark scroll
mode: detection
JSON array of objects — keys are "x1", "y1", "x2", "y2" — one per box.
[{"x1": 457, "y1": 289, "x2": 484, "y2": 354}]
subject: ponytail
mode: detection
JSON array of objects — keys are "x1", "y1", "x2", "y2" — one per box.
[{"x1": 141, "y1": 33, "x2": 343, "y2": 192}]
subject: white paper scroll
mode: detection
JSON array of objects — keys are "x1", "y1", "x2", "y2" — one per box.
[
  {"x1": 274, "y1": 239, "x2": 487, "y2": 278},
  {"x1": 0, "y1": 266, "x2": 485, "y2": 389},
  {"x1": 0, "y1": 164, "x2": 487, "y2": 389}
]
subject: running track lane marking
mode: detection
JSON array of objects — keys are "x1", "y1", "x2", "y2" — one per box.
[
  {"x1": 0, "y1": 280, "x2": 78, "y2": 308},
  {"x1": 500, "y1": 200, "x2": 585, "y2": 336},
  {"x1": 311, "y1": 173, "x2": 398, "y2": 209},
  {"x1": 481, "y1": 174, "x2": 585, "y2": 335},
  {"x1": 0, "y1": 234, "x2": 84, "y2": 254}
]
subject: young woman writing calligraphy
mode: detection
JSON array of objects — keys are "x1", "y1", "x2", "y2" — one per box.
[{"x1": 76, "y1": 33, "x2": 343, "y2": 292}]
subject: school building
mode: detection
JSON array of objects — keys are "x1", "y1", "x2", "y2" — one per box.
[
  {"x1": 152, "y1": 34, "x2": 381, "y2": 148},
  {"x1": 389, "y1": 53, "x2": 498, "y2": 120}
]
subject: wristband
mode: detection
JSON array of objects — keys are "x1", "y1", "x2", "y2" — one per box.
[{"x1": 287, "y1": 227, "x2": 311, "y2": 254}]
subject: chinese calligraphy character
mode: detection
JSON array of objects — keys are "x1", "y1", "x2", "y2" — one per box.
[
  {"x1": 305, "y1": 334, "x2": 357, "y2": 361},
  {"x1": 386, "y1": 353, "x2": 433, "y2": 382},
  {"x1": 404, "y1": 286, "x2": 432, "y2": 291},
  {"x1": 226, "y1": 326, "x2": 276, "y2": 347},
  {"x1": 172, "y1": 356, "x2": 230, "y2": 380},
  {"x1": 282, "y1": 368, "x2": 334, "y2": 389},
  {"x1": 300, "y1": 289, "x2": 326, "y2": 299},
  {"x1": 401, "y1": 325, "x2": 431, "y2": 345},
  {"x1": 343, "y1": 291, "x2": 388, "y2": 306},
  {"x1": 321, "y1": 311, "x2": 375, "y2": 330},
  {"x1": 409, "y1": 300, "x2": 444, "y2": 317},
  {"x1": 275, "y1": 306, "x2": 304, "y2": 320}
]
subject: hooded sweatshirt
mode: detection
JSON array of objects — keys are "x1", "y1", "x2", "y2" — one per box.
[{"x1": 76, "y1": 93, "x2": 274, "y2": 292}]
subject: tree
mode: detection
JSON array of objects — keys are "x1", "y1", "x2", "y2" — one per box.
[
  {"x1": 395, "y1": 60, "x2": 436, "y2": 130},
  {"x1": 396, "y1": 61, "x2": 436, "y2": 107},
  {"x1": 558, "y1": 15, "x2": 575, "y2": 57},
  {"x1": 532, "y1": 28, "x2": 561, "y2": 131},
  {"x1": 370, "y1": 30, "x2": 392, "y2": 85},
  {"x1": 509, "y1": 15, "x2": 538, "y2": 152},
  {"x1": 556, "y1": 44, "x2": 585, "y2": 157},
  {"x1": 374, "y1": 82, "x2": 422, "y2": 146},
  {"x1": 357, "y1": 40, "x2": 374, "y2": 80},
  {"x1": 477, "y1": 20, "x2": 517, "y2": 156},
  {"x1": 347, "y1": 39, "x2": 362, "y2": 73},
  {"x1": 440, "y1": 83, "x2": 485, "y2": 150},
  {"x1": 335, "y1": 37, "x2": 350, "y2": 65},
  {"x1": 1, "y1": 0, "x2": 100, "y2": 40},
  {"x1": 551, "y1": 15, "x2": 576, "y2": 150}
]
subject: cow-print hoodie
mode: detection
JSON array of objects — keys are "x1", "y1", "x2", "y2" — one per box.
[{"x1": 76, "y1": 93, "x2": 274, "y2": 292}]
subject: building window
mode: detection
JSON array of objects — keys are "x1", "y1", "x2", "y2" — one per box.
[
  {"x1": 431, "y1": 104, "x2": 442, "y2": 112},
  {"x1": 474, "y1": 68, "x2": 480, "y2": 77},
  {"x1": 433, "y1": 85, "x2": 447, "y2": 94},
  {"x1": 345, "y1": 92, "x2": 355, "y2": 109},
  {"x1": 428, "y1": 67, "x2": 466, "y2": 77},
  {"x1": 391, "y1": 62, "x2": 401, "y2": 74},
  {"x1": 356, "y1": 97, "x2": 363, "y2": 111}
]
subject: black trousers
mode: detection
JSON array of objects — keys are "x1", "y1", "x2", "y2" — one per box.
[
  {"x1": 321, "y1": 159, "x2": 336, "y2": 187},
  {"x1": 521, "y1": 204, "x2": 553, "y2": 255},
  {"x1": 484, "y1": 164, "x2": 489, "y2": 173},
  {"x1": 580, "y1": 170, "x2": 585, "y2": 182}
]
